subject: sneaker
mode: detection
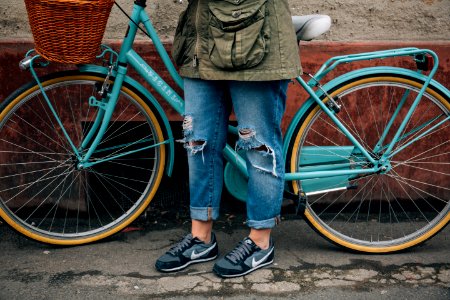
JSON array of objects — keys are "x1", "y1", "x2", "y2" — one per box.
[
  {"x1": 213, "y1": 237, "x2": 274, "y2": 278},
  {"x1": 155, "y1": 233, "x2": 218, "y2": 272}
]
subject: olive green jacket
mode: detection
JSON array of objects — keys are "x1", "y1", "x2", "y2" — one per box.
[{"x1": 172, "y1": 0, "x2": 302, "y2": 81}]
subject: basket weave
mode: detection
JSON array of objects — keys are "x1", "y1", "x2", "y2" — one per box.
[{"x1": 24, "y1": 0, "x2": 115, "y2": 64}]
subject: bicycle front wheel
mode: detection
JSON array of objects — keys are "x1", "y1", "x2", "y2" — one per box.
[
  {"x1": 0, "y1": 71, "x2": 166, "y2": 245},
  {"x1": 287, "y1": 73, "x2": 450, "y2": 253}
]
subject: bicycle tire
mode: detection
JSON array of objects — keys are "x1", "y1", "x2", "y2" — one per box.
[
  {"x1": 287, "y1": 73, "x2": 450, "y2": 253},
  {"x1": 0, "y1": 71, "x2": 166, "y2": 245}
]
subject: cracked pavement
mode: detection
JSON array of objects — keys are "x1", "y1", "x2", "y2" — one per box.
[{"x1": 0, "y1": 218, "x2": 449, "y2": 299}]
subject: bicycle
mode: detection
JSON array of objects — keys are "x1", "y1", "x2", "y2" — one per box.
[{"x1": 0, "y1": 0, "x2": 449, "y2": 253}]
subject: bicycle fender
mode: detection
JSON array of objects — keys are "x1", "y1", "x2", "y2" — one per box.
[
  {"x1": 78, "y1": 64, "x2": 175, "y2": 177},
  {"x1": 283, "y1": 66, "x2": 450, "y2": 160}
]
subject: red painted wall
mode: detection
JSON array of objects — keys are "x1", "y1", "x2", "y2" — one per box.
[
  {"x1": 1, "y1": 40, "x2": 449, "y2": 130},
  {"x1": 0, "y1": 40, "x2": 449, "y2": 207}
]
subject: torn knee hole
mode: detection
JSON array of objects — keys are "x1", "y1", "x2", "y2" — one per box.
[
  {"x1": 254, "y1": 145, "x2": 269, "y2": 152},
  {"x1": 185, "y1": 140, "x2": 207, "y2": 158},
  {"x1": 238, "y1": 128, "x2": 256, "y2": 140},
  {"x1": 182, "y1": 115, "x2": 193, "y2": 131},
  {"x1": 247, "y1": 144, "x2": 278, "y2": 177},
  {"x1": 188, "y1": 140, "x2": 206, "y2": 147},
  {"x1": 178, "y1": 115, "x2": 195, "y2": 143}
]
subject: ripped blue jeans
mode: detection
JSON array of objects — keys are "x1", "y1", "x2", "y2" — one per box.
[{"x1": 182, "y1": 78, "x2": 289, "y2": 229}]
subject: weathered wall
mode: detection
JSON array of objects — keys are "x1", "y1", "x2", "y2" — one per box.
[
  {"x1": 0, "y1": 1, "x2": 449, "y2": 205},
  {"x1": 1, "y1": 0, "x2": 449, "y2": 41}
]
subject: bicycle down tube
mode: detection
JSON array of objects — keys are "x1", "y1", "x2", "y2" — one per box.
[{"x1": 78, "y1": 3, "x2": 185, "y2": 167}]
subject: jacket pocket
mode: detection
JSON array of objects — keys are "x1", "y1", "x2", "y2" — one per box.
[
  {"x1": 208, "y1": 0, "x2": 270, "y2": 70},
  {"x1": 172, "y1": 9, "x2": 190, "y2": 66},
  {"x1": 172, "y1": 35, "x2": 188, "y2": 66}
]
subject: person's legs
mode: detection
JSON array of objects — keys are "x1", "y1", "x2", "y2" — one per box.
[
  {"x1": 231, "y1": 80, "x2": 288, "y2": 231},
  {"x1": 191, "y1": 220, "x2": 213, "y2": 243},
  {"x1": 182, "y1": 78, "x2": 231, "y2": 240},
  {"x1": 213, "y1": 79, "x2": 289, "y2": 278},
  {"x1": 155, "y1": 78, "x2": 231, "y2": 272}
]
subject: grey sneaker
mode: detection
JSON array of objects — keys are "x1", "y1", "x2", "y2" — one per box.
[
  {"x1": 213, "y1": 237, "x2": 274, "y2": 278},
  {"x1": 155, "y1": 233, "x2": 218, "y2": 272}
]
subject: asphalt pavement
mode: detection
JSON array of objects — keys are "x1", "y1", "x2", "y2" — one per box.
[{"x1": 0, "y1": 215, "x2": 449, "y2": 300}]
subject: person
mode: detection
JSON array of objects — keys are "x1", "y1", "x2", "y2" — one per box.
[{"x1": 155, "y1": 0, "x2": 302, "y2": 278}]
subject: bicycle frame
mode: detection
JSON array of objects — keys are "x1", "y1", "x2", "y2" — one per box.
[{"x1": 27, "y1": 2, "x2": 445, "y2": 185}]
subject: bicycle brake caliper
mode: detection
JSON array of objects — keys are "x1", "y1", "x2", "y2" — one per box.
[
  {"x1": 306, "y1": 73, "x2": 341, "y2": 113},
  {"x1": 88, "y1": 65, "x2": 114, "y2": 110}
]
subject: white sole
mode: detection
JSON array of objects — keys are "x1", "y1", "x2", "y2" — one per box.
[
  {"x1": 215, "y1": 259, "x2": 274, "y2": 278},
  {"x1": 158, "y1": 255, "x2": 218, "y2": 272}
]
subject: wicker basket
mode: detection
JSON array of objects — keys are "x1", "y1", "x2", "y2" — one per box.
[{"x1": 24, "y1": 0, "x2": 115, "y2": 64}]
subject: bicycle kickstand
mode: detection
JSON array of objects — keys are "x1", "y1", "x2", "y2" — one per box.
[{"x1": 282, "y1": 190, "x2": 307, "y2": 217}]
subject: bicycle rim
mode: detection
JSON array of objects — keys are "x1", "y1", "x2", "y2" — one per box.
[
  {"x1": 289, "y1": 75, "x2": 450, "y2": 252},
  {"x1": 0, "y1": 73, "x2": 166, "y2": 245}
]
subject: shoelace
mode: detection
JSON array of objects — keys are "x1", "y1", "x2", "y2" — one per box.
[
  {"x1": 226, "y1": 240, "x2": 254, "y2": 264},
  {"x1": 168, "y1": 234, "x2": 194, "y2": 255}
]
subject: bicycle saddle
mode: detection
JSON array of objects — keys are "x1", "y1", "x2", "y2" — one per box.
[{"x1": 292, "y1": 15, "x2": 332, "y2": 41}]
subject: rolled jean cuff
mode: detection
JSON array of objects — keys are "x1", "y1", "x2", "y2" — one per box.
[
  {"x1": 247, "y1": 216, "x2": 281, "y2": 229},
  {"x1": 190, "y1": 206, "x2": 220, "y2": 221}
]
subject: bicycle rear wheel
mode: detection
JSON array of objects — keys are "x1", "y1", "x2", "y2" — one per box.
[
  {"x1": 0, "y1": 71, "x2": 166, "y2": 245},
  {"x1": 287, "y1": 73, "x2": 450, "y2": 253}
]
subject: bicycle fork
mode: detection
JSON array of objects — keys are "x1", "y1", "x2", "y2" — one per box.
[
  {"x1": 23, "y1": 53, "x2": 128, "y2": 169},
  {"x1": 77, "y1": 64, "x2": 128, "y2": 168}
]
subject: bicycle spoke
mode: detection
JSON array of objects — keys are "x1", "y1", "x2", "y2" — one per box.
[
  {"x1": 0, "y1": 74, "x2": 165, "y2": 242},
  {"x1": 79, "y1": 178, "x2": 105, "y2": 228},
  {"x1": 80, "y1": 84, "x2": 96, "y2": 139},
  {"x1": 366, "y1": 90, "x2": 382, "y2": 144},
  {"x1": 26, "y1": 100, "x2": 71, "y2": 151},
  {"x1": 387, "y1": 172, "x2": 447, "y2": 205},
  {"x1": 1, "y1": 159, "x2": 71, "y2": 196},
  {"x1": 393, "y1": 162, "x2": 449, "y2": 176},
  {"x1": 100, "y1": 133, "x2": 156, "y2": 162},
  {"x1": 387, "y1": 173, "x2": 430, "y2": 224},
  {"x1": 37, "y1": 93, "x2": 73, "y2": 153},
  {"x1": 293, "y1": 76, "x2": 450, "y2": 250},
  {"x1": 66, "y1": 86, "x2": 82, "y2": 145},
  {"x1": 105, "y1": 160, "x2": 153, "y2": 171},
  {"x1": 39, "y1": 171, "x2": 79, "y2": 230},
  {"x1": 90, "y1": 170, "x2": 130, "y2": 212},
  {"x1": 320, "y1": 113, "x2": 376, "y2": 156},
  {"x1": 0, "y1": 138, "x2": 70, "y2": 166},
  {"x1": 2, "y1": 122, "x2": 69, "y2": 158},
  {"x1": 0, "y1": 165, "x2": 71, "y2": 179},
  {"x1": 392, "y1": 117, "x2": 449, "y2": 157},
  {"x1": 101, "y1": 102, "x2": 132, "y2": 140},
  {"x1": 86, "y1": 169, "x2": 150, "y2": 186},
  {"x1": 328, "y1": 176, "x2": 378, "y2": 225},
  {"x1": 397, "y1": 151, "x2": 450, "y2": 164},
  {"x1": 394, "y1": 101, "x2": 437, "y2": 151},
  {"x1": 98, "y1": 109, "x2": 140, "y2": 146},
  {"x1": 21, "y1": 168, "x2": 74, "y2": 221}
]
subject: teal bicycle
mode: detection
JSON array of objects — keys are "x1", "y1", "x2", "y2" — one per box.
[{"x1": 0, "y1": 0, "x2": 449, "y2": 253}]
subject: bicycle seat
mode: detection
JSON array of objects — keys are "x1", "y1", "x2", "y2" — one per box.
[{"x1": 292, "y1": 15, "x2": 331, "y2": 41}]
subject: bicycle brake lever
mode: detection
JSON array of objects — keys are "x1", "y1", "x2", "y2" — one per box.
[{"x1": 19, "y1": 56, "x2": 49, "y2": 71}]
